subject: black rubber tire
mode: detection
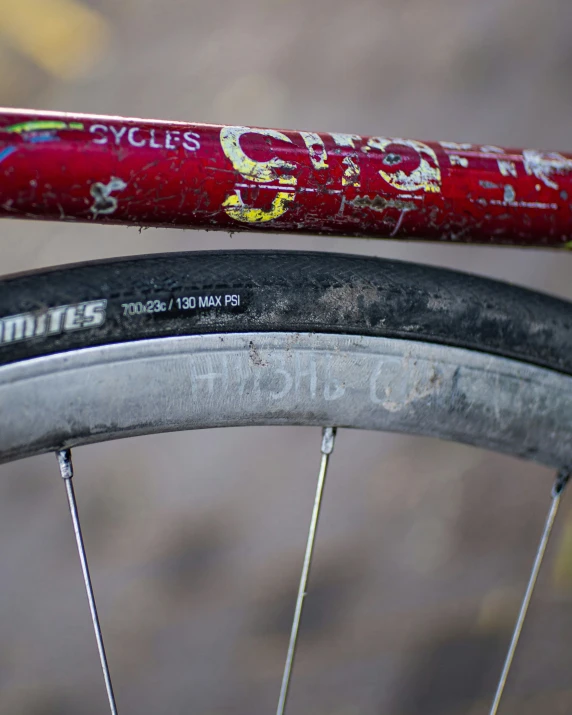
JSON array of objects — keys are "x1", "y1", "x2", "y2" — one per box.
[{"x1": 0, "y1": 249, "x2": 571, "y2": 373}]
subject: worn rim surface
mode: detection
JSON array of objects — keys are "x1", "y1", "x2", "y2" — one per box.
[{"x1": 1, "y1": 332, "x2": 571, "y2": 467}]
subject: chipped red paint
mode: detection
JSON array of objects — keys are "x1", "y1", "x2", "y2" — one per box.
[{"x1": 0, "y1": 108, "x2": 572, "y2": 247}]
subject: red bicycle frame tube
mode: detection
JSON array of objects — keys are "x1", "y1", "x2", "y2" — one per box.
[{"x1": 1, "y1": 108, "x2": 571, "y2": 247}]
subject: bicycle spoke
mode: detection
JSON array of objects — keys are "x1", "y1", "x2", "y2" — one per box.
[
  {"x1": 276, "y1": 427, "x2": 337, "y2": 715},
  {"x1": 57, "y1": 449, "x2": 119, "y2": 715},
  {"x1": 489, "y1": 468, "x2": 570, "y2": 715}
]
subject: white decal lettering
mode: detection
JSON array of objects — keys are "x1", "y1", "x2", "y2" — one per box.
[
  {"x1": 165, "y1": 130, "x2": 181, "y2": 150},
  {"x1": 128, "y1": 127, "x2": 145, "y2": 147},
  {"x1": 182, "y1": 131, "x2": 201, "y2": 152},
  {"x1": 2, "y1": 314, "x2": 34, "y2": 343},
  {"x1": 89, "y1": 124, "x2": 108, "y2": 144},
  {"x1": 63, "y1": 306, "x2": 83, "y2": 331},
  {"x1": 109, "y1": 126, "x2": 127, "y2": 145},
  {"x1": 83, "y1": 300, "x2": 107, "y2": 328},
  {"x1": 0, "y1": 299, "x2": 107, "y2": 346},
  {"x1": 34, "y1": 313, "x2": 47, "y2": 337},
  {"x1": 90, "y1": 123, "x2": 201, "y2": 153},
  {"x1": 149, "y1": 128, "x2": 161, "y2": 149},
  {"x1": 47, "y1": 306, "x2": 67, "y2": 334}
]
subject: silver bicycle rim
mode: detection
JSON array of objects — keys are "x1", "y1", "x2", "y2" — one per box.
[
  {"x1": 3, "y1": 330, "x2": 572, "y2": 713},
  {"x1": 0, "y1": 331, "x2": 571, "y2": 467}
]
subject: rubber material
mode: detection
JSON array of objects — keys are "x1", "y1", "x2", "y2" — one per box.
[{"x1": 0, "y1": 250, "x2": 571, "y2": 374}]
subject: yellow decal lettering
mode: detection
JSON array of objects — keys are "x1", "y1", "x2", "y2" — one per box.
[
  {"x1": 331, "y1": 133, "x2": 361, "y2": 188},
  {"x1": 367, "y1": 137, "x2": 441, "y2": 193},
  {"x1": 342, "y1": 156, "x2": 360, "y2": 186},
  {"x1": 222, "y1": 189, "x2": 295, "y2": 223},
  {"x1": 220, "y1": 126, "x2": 296, "y2": 185},
  {"x1": 220, "y1": 126, "x2": 297, "y2": 223},
  {"x1": 300, "y1": 131, "x2": 328, "y2": 169}
]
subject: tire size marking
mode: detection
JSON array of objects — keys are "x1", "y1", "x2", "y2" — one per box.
[
  {"x1": 122, "y1": 299, "x2": 168, "y2": 316},
  {"x1": 121, "y1": 294, "x2": 241, "y2": 317},
  {"x1": 176, "y1": 294, "x2": 240, "y2": 310}
]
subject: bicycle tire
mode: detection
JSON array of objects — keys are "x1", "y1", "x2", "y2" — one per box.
[{"x1": 1, "y1": 249, "x2": 572, "y2": 466}]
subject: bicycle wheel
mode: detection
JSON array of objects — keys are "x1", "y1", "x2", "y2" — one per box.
[
  {"x1": 1, "y1": 249, "x2": 572, "y2": 714},
  {"x1": 0, "y1": 249, "x2": 571, "y2": 466}
]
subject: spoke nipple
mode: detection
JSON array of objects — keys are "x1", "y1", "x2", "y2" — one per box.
[
  {"x1": 321, "y1": 427, "x2": 337, "y2": 455},
  {"x1": 56, "y1": 449, "x2": 74, "y2": 480},
  {"x1": 552, "y1": 467, "x2": 571, "y2": 498}
]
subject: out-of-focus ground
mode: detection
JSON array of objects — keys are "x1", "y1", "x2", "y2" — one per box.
[{"x1": 1, "y1": 1, "x2": 572, "y2": 713}]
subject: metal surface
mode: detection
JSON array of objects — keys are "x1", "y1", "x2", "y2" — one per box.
[
  {"x1": 1, "y1": 333, "x2": 572, "y2": 466},
  {"x1": 0, "y1": 109, "x2": 572, "y2": 246},
  {"x1": 489, "y1": 470, "x2": 569, "y2": 715},
  {"x1": 276, "y1": 427, "x2": 336, "y2": 715},
  {"x1": 57, "y1": 450, "x2": 118, "y2": 715}
]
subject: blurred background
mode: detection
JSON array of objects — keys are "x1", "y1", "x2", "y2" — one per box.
[{"x1": 1, "y1": 0, "x2": 572, "y2": 712}]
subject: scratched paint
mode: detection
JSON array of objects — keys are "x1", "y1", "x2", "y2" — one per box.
[
  {"x1": 449, "y1": 155, "x2": 469, "y2": 168},
  {"x1": 331, "y1": 133, "x2": 361, "y2": 187},
  {"x1": 522, "y1": 150, "x2": 572, "y2": 190},
  {"x1": 300, "y1": 132, "x2": 328, "y2": 170},
  {"x1": 498, "y1": 160, "x2": 518, "y2": 178},
  {"x1": 503, "y1": 185, "x2": 516, "y2": 203},
  {"x1": 366, "y1": 137, "x2": 441, "y2": 194},
  {"x1": 220, "y1": 126, "x2": 297, "y2": 185},
  {"x1": 222, "y1": 189, "x2": 295, "y2": 223},
  {"x1": 220, "y1": 126, "x2": 298, "y2": 223},
  {"x1": 439, "y1": 141, "x2": 473, "y2": 151},
  {"x1": 341, "y1": 156, "x2": 360, "y2": 186},
  {"x1": 90, "y1": 177, "x2": 127, "y2": 215},
  {"x1": 0, "y1": 109, "x2": 571, "y2": 247}
]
